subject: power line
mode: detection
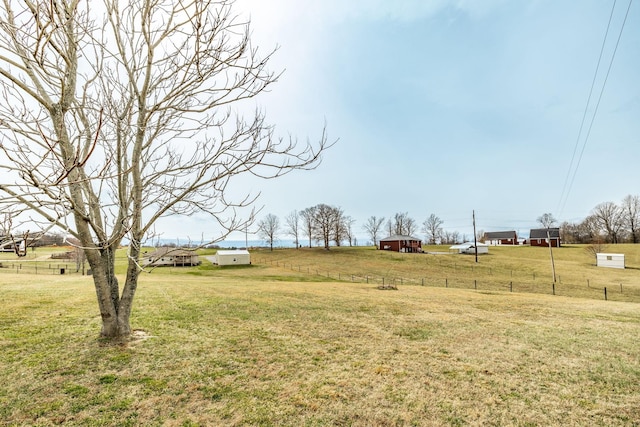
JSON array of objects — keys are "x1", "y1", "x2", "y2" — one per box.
[
  {"x1": 557, "y1": 0, "x2": 634, "y2": 217},
  {"x1": 556, "y1": 0, "x2": 618, "y2": 215}
]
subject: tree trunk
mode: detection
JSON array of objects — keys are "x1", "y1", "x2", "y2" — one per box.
[{"x1": 85, "y1": 244, "x2": 138, "y2": 339}]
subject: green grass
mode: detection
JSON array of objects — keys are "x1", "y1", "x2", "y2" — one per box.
[
  {"x1": 252, "y1": 245, "x2": 640, "y2": 302},
  {"x1": 1, "y1": 245, "x2": 640, "y2": 425}
]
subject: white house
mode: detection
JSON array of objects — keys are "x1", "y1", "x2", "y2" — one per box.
[
  {"x1": 215, "y1": 249, "x2": 251, "y2": 266},
  {"x1": 449, "y1": 242, "x2": 489, "y2": 255},
  {"x1": 596, "y1": 253, "x2": 625, "y2": 269},
  {"x1": 143, "y1": 247, "x2": 200, "y2": 267}
]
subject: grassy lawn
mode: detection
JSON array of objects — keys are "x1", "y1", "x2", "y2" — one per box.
[
  {"x1": 252, "y1": 245, "x2": 640, "y2": 303},
  {"x1": 1, "y1": 246, "x2": 640, "y2": 425}
]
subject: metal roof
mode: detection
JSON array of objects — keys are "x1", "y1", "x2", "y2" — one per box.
[
  {"x1": 529, "y1": 228, "x2": 560, "y2": 239},
  {"x1": 379, "y1": 234, "x2": 421, "y2": 242},
  {"x1": 484, "y1": 231, "x2": 517, "y2": 239}
]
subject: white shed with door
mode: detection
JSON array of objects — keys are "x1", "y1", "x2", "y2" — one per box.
[
  {"x1": 215, "y1": 249, "x2": 251, "y2": 266},
  {"x1": 596, "y1": 253, "x2": 625, "y2": 269}
]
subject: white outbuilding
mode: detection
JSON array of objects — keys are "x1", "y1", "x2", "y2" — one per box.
[
  {"x1": 214, "y1": 249, "x2": 251, "y2": 266},
  {"x1": 596, "y1": 253, "x2": 625, "y2": 269},
  {"x1": 449, "y1": 242, "x2": 489, "y2": 255}
]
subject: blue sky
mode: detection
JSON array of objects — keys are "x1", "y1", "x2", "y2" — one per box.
[{"x1": 160, "y1": 0, "x2": 640, "y2": 243}]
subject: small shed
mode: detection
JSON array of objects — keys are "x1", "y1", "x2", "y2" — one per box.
[
  {"x1": 379, "y1": 235, "x2": 423, "y2": 253},
  {"x1": 596, "y1": 253, "x2": 625, "y2": 269},
  {"x1": 450, "y1": 242, "x2": 489, "y2": 255},
  {"x1": 215, "y1": 249, "x2": 251, "y2": 266}
]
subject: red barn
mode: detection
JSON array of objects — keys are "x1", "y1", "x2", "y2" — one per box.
[
  {"x1": 379, "y1": 235, "x2": 423, "y2": 253},
  {"x1": 529, "y1": 228, "x2": 561, "y2": 247}
]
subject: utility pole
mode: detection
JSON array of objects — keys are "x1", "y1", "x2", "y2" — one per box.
[
  {"x1": 473, "y1": 210, "x2": 478, "y2": 263},
  {"x1": 547, "y1": 228, "x2": 557, "y2": 283}
]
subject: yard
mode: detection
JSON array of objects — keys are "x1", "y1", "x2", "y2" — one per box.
[{"x1": 1, "y1": 245, "x2": 639, "y2": 425}]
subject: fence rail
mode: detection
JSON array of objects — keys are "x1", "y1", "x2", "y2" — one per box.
[
  {"x1": 0, "y1": 261, "x2": 87, "y2": 276},
  {"x1": 254, "y1": 258, "x2": 639, "y2": 303}
]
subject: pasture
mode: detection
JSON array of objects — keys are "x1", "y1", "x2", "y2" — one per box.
[{"x1": 1, "y1": 245, "x2": 639, "y2": 426}]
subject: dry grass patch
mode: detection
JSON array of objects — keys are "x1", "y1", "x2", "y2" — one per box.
[
  {"x1": 252, "y1": 245, "x2": 640, "y2": 303},
  {"x1": 1, "y1": 271, "x2": 640, "y2": 426}
]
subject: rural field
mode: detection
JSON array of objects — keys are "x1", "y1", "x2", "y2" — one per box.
[{"x1": 1, "y1": 245, "x2": 640, "y2": 426}]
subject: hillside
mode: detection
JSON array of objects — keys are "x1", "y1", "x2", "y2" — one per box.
[{"x1": 249, "y1": 244, "x2": 640, "y2": 303}]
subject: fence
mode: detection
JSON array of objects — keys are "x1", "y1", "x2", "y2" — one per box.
[
  {"x1": 0, "y1": 261, "x2": 87, "y2": 275},
  {"x1": 254, "y1": 258, "x2": 639, "y2": 303}
]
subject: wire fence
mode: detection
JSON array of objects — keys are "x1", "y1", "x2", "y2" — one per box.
[
  {"x1": 0, "y1": 261, "x2": 87, "y2": 276},
  {"x1": 2, "y1": 255, "x2": 635, "y2": 302},
  {"x1": 254, "y1": 258, "x2": 640, "y2": 303}
]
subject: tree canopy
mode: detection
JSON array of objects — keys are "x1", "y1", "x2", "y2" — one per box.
[{"x1": 0, "y1": 0, "x2": 331, "y2": 338}]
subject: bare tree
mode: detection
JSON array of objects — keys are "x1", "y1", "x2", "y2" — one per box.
[
  {"x1": 284, "y1": 210, "x2": 300, "y2": 248},
  {"x1": 343, "y1": 216, "x2": 356, "y2": 247},
  {"x1": 580, "y1": 215, "x2": 603, "y2": 244},
  {"x1": 560, "y1": 221, "x2": 579, "y2": 244},
  {"x1": 584, "y1": 241, "x2": 609, "y2": 264},
  {"x1": 422, "y1": 213, "x2": 443, "y2": 245},
  {"x1": 591, "y1": 202, "x2": 624, "y2": 243},
  {"x1": 385, "y1": 218, "x2": 393, "y2": 237},
  {"x1": 392, "y1": 212, "x2": 415, "y2": 235},
  {"x1": 331, "y1": 207, "x2": 346, "y2": 247},
  {"x1": 363, "y1": 216, "x2": 385, "y2": 247},
  {"x1": 621, "y1": 195, "x2": 640, "y2": 243},
  {"x1": 405, "y1": 217, "x2": 417, "y2": 236},
  {"x1": 300, "y1": 206, "x2": 317, "y2": 248},
  {"x1": 441, "y1": 230, "x2": 461, "y2": 245},
  {"x1": 537, "y1": 213, "x2": 557, "y2": 229},
  {"x1": 0, "y1": 1, "x2": 332, "y2": 339},
  {"x1": 257, "y1": 214, "x2": 280, "y2": 251},
  {"x1": 312, "y1": 204, "x2": 339, "y2": 250}
]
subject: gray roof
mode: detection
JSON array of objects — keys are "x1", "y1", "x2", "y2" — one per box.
[
  {"x1": 484, "y1": 231, "x2": 517, "y2": 239},
  {"x1": 529, "y1": 228, "x2": 560, "y2": 239},
  {"x1": 380, "y1": 234, "x2": 421, "y2": 242},
  {"x1": 144, "y1": 247, "x2": 198, "y2": 258}
]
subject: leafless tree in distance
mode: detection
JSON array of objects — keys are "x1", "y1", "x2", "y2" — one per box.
[
  {"x1": 343, "y1": 215, "x2": 356, "y2": 247},
  {"x1": 363, "y1": 216, "x2": 385, "y2": 247},
  {"x1": 392, "y1": 212, "x2": 415, "y2": 236},
  {"x1": 257, "y1": 214, "x2": 280, "y2": 251},
  {"x1": 311, "y1": 204, "x2": 340, "y2": 250},
  {"x1": 621, "y1": 195, "x2": 640, "y2": 243},
  {"x1": 422, "y1": 213, "x2": 444, "y2": 245},
  {"x1": 0, "y1": 1, "x2": 333, "y2": 339},
  {"x1": 537, "y1": 213, "x2": 557, "y2": 229},
  {"x1": 591, "y1": 202, "x2": 624, "y2": 243},
  {"x1": 300, "y1": 206, "x2": 317, "y2": 248},
  {"x1": 284, "y1": 210, "x2": 300, "y2": 248}
]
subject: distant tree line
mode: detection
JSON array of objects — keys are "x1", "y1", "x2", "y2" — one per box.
[
  {"x1": 257, "y1": 206, "x2": 461, "y2": 250},
  {"x1": 560, "y1": 195, "x2": 640, "y2": 244},
  {"x1": 256, "y1": 194, "x2": 640, "y2": 250}
]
